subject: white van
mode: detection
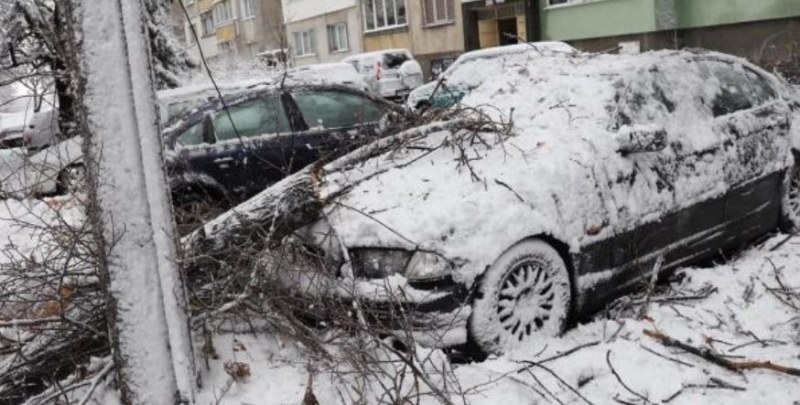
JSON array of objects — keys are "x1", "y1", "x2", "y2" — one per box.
[{"x1": 342, "y1": 49, "x2": 423, "y2": 101}]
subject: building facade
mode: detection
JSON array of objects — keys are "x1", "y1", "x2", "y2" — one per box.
[
  {"x1": 462, "y1": 0, "x2": 800, "y2": 81},
  {"x1": 283, "y1": 0, "x2": 363, "y2": 67},
  {"x1": 359, "y1": 0, "x2": 466, "y2": 79},
  {"x1": 178, "y1": 0, "x2": 285, "y2": 63}
]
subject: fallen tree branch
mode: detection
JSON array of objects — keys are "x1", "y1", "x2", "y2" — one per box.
[{"x1": 644, "y1": 329, "x2": 800, "y2": 377}]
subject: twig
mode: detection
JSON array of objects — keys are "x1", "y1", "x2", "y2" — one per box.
[
  {"x1": 637, "y1": 256, "x2": 663, "y2": 320},
  {"x1": 78, "y1": 360, "x2": 114, "y2": 405},
  {"x1": 494, "y1": 179, "x2": 525, "y2": 203},
  {"x1": 644, "y1": 329, "x2": 800, "y2": 377},
  {"x1": 606, "y1": 350, "x2": 652, "y2": 404}
]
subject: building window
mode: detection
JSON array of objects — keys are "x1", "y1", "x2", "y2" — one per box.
[
  {"x1": 363, "y1": 0, "x2": 407, "y2": 32},
  {"x1": 423, "y1": 0, "x2": 454, "y2": 25},
  {"x1": 327, "y1": 23, "x2": 349, "y2": 52},
  {"x1": 240, "y1": 0, "x2": 255, "y2": 18},
  {"x1": 200, "y1": 12, "x2": 214, "y2": 36},
  {"x1": 214, "y1": 0, "x2": 234, "y2": 25},
  {"x1": 293, "y1": 30, "x2": 317, "y2": 56}
]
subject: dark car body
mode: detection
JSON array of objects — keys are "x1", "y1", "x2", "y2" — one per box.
[{"x1": 164, "y1": 84, "x2": 408, "y2": 203}]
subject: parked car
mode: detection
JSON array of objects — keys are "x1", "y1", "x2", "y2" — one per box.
[
  {"x1": 406, "y1": 42, "x2": 576, "y2": 110},
  {"x1": 165, "y1": 84, "x2": 408, "y2": 204},
  {"x1": 0, "y1": 84, "x2": 409, "y2": 203},
  {"x1": 343, "y1": 49, "x2": 424, "y2": 101},
  {"x1": 194, "y1": 49, "x2": 800, "y2": 353}
]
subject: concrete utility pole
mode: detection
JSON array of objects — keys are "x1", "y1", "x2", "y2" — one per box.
[{"x1": 65, "y1": 0, "x2": 195, "y2": 403}]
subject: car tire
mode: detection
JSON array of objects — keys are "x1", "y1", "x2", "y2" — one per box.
[
  {"x1": 469, "y1": 239, "x2": 572, "y2": 355},
  {"x1": 781, "y1": 152, "x2": 800, "y2": 232}
]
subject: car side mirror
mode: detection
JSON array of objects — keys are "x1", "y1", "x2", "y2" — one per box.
[{"x1": 615, "y1": 124, "x2": 667, "y2": 154}]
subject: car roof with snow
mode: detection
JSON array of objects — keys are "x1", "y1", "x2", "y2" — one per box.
[{"x1": 444, "y1": 42, "x2": 575, "y2": 75}]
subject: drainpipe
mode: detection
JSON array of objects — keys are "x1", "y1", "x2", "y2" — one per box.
[{"x1": 525, "y1": 0, "x2": 542, "y2": 42}]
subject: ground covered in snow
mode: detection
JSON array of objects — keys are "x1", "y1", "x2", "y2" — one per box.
[
  {"x1": 0, "y1": 204, "x2": 797, "y2": 404},
  {"x1": 191, "y1": 233, "x2": 799, "y2": 405}
]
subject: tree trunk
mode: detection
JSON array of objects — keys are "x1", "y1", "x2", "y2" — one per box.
[{"x1": 64, "y1": 0, "x2": 195, "y2": 403}]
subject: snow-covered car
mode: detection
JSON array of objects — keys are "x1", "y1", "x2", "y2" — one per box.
[
  {"x1": 343, "y1": 49, "x2": 424, "y2": 101},
  {"x1": 193, "y1": 48, "x2": 800, "y2": 353},
  {"x1": 406, "y1": 42, "x2": 576, "y2": 110}
]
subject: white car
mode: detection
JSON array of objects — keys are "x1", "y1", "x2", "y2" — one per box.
[
  {"x1": 193, "y1": 49, "x2": 800, "y2": 353},
  {"x1": 343, "y1": 49, "x2": 423, "y2": 101}
]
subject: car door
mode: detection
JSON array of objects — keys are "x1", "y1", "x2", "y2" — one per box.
[
  {"x1": 211, "y1": 93, "x2": 294, "y2": 199},
  {"x1": 287, "y1": 88, "x2": 390, "y2": 165},
  {"x1": 174, "y1": 93, "x2": 293, "y2": 200},
  {"x1": 700, "y1": 59, "x2": 792, "y2": 242},
  {"x1": 606, "y1": 59, "x2": 729, "y2": 279}
]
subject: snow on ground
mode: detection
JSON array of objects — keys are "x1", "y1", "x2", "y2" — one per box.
[
  {"x1": 193, "y1": 234, "x2": 800, "y2": 405},
  {"x1": 0, "y1": 197, "x2": 797, "y2": 404}
]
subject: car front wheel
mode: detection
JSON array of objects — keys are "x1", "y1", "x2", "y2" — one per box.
[{"x1": 469, "y1": 239, "x2": 572, "y2": 354}]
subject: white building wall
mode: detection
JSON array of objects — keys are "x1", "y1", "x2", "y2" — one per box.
[
  {"x1": 284, "y1": 2, "x2": 362, "y2": 67},
  {"x1": 283, "y1": 0, "x2": 357, "y2": 23}
]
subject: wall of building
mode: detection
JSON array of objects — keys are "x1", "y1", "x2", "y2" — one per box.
[
  {"x1": 539, "y1": 0, "x2": 657, "y2": 42},
  {"x1": 674, "y1": 0, "x2": 800, "y2": 29},
  {"x1": 287, "y1": 7, "x2": 363, "y2": 66},
  {"x1": 407, "y1": 0, "x2": 465, "y2": 78}
]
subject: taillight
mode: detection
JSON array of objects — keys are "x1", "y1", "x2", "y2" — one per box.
[
  {"x1": 376, "y1": 60, "x2": 383, "y2": 81},
  {"x1": 22, "y1": 130, "x2": 32, "y2": 145}
]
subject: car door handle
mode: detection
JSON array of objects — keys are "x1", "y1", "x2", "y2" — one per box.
[{"x1": 213, "y1": 157, "x2": 235, "y2": 164}]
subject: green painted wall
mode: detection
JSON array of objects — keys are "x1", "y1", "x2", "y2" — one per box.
[
  {"x1": 540, "y1": 0, "x2": 800, "y2": 41},
  {"x1": 540, "y1": 0, "x2": 656, "y2": 41},
  {"x1": 675, "y1": 0, "x2": 800, "y2": 29}
]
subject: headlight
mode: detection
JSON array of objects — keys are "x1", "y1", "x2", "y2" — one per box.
[{"x1": 349, "y1": 249, "x2": 453, "y2": 281}]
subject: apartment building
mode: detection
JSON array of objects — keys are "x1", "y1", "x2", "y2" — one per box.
[
  {"x1": 358, "y1": 0, "x2": 466, "y2": 79},
  {"x1": 179, "y1": 0, "x2": 284, "y2": 62},
  {"x1": 462, "y1": 0, "x2": 800, "y2": 80},
  {"x1": 283, "y1": 0, "x2": 363, "y2": 67}
]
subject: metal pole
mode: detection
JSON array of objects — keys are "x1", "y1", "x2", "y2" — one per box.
[{"x1": 67, "y1": 0, "x2": 195, "y2": 403}]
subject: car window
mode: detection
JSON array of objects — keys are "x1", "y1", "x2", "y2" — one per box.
[
  {"x1": 292, "y1": 90, "x2": 385, "y2": 129},
  {"x1": 704, "y1": 61, "x2": 753, "y2": 117},
  {"x1": 743, "y1": 68, "x2": 777, "y2": 106},
  {"x1": 614, "y1": 69, "x2": 676, "y2": 128},
  {"x1": 177, "y1": 121, "x2": 205, "y2": 146},
  {"x1": 383, "y1": 52, "x2": 410, "y2": 69},
  {"x1": 213, "y1": 95, "x2": 291, "y2": 142}
]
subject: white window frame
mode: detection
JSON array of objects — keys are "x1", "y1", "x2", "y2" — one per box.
[
  {"x1": 293, "y1": 29, "x2": 317, "y2": 56},
  {"x1": 546, "y1": 0, "x2": 598, "y2": 8},
  {"x1": 423, "y1": 0, "x2": 454, "y2": 25},
  {"x1": 363, "y1": 0, "x2": 408, "y2": 33},
  {"x1": 240, "y1": 0, "x2": 256, "y2": 19},
  {"x1": 213, "y1": 0, "x2": 234, "y2": 26},
  {"x1": 327, "y1": 23, "x2": 349, "y2": 53},
  {"x1": 200, "y1": 11, "x2": 215, "y2": 36}
]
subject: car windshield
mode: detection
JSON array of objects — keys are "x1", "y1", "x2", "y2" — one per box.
[{"x1": 383, "y1": 52, "x2": 410, "y2": 69}]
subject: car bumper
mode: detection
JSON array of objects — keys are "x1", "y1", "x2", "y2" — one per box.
[{"x1": 277, "y1": 258, "x2": 471, "y2": 348}]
